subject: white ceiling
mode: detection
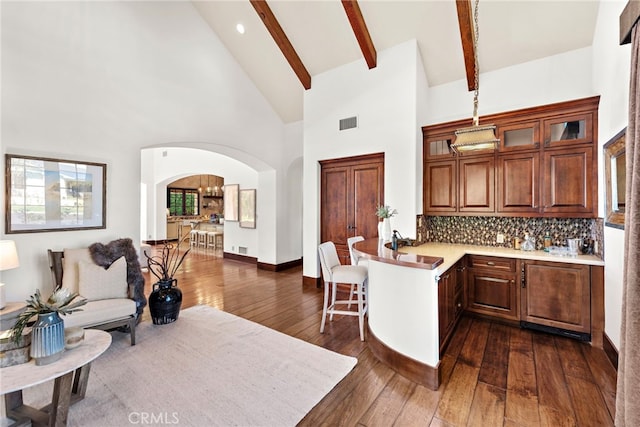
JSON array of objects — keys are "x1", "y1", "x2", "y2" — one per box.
[{"x1": 192, "y1": 1, "x2": 600, "y2": 124}]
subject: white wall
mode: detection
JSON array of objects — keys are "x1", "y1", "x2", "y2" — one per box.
[
  {"x1": 140, "y1": 147, "x2": 259, "y2": 258},
  {"x1": 592, "y1": 0, "x2": 630, "y2": 350},
  {"x1": 1, "y1": 1, "x2": 301, "y2": 301},
  {"x1": 303, "y1": 40, "x2": 424, "y2": 278},
  {"x1": 426, "y1": 47, "x2": 595, "y2": 126}
]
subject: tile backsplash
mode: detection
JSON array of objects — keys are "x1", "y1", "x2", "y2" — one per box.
[{"x1": 416, "y1": 215, "x2": 604, "y2": 258}]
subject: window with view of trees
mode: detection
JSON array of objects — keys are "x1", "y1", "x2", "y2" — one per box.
[{"x1": 168, "y1": 188, "x2": 199, "y2": 216}]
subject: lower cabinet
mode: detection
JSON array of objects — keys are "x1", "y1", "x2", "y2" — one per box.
[
  {"x1": 521, "y1": 260, "x2": 591, "y2": 336},
  {"x1": 466, "y1": 255, "x2": 519, "y2": 321},
  {"x1": 438, "y1": 260, "x2": 465, "y2": 354}
]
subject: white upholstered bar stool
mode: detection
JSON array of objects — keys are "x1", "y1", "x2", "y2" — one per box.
[
  {"x1": 346, "y1": 236, "x2": 368, "y2": 308},
  {"x1": 189, "y1": 229, "x2": 199, "y2": 247},
  {"x1": 197, "y1": 230, "x2": 208, "y2": 248},
  {"x1": 318, "y1": 241, "x2": 368, "y2": 341}
]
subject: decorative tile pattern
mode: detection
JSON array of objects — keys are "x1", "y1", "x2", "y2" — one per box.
[{"x1": 416, "y1": 215, "x2": 603, "y2": 258}]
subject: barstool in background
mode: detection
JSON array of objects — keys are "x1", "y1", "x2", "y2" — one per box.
[
  {"x1": 346, "y1": 236, "x2": 368, "y2": 308},
  {"x1": 197, "y1": 230, "x2": 207, "y2": 248},
  {"x1": 189, "y1": 229, "x2": 199, "y2": 247}
]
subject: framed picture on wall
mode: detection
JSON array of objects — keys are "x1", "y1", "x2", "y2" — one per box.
[
  {"x1": 223, "y1": 184, "x2": 239, "y2": 221},
  {"x1": 239, "y1": 189, "x2": 256, "y2": 229},
  {"x1": 5, "y1": 154, "x2": 106, "y2": 233}
]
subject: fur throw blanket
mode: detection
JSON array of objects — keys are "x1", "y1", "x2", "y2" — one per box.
[{"x1": 89, "y1": 238, "x2": 147, "y2": 321}]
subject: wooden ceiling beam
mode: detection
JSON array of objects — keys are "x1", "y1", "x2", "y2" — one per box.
[
  {"x1": 341, "y1": 0, "x2": 377, "y2": 69},
  {"x1": 455, "y1": 0, "x2": 477, "y2": 92},
  {"x1": 250, "y1": 0, "x2": 312, "y2": 90}
]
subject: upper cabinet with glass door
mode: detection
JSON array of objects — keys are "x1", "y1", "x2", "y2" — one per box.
[
  {"x1": 498, "y1": 121, "x2": 540, "y2": 152},
  {"x1": 425, "y1": 135, "x2": 456, "y2": 160},
  {"x1": 543, "y1": 112, "x2": 594, "y2": 148}
]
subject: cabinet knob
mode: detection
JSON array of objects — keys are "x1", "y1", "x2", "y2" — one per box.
[{"x1": 487, "y1": 261, "x2": 495, "y2": 266}]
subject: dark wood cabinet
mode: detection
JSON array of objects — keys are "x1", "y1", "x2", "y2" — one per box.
[
  {"x1": 424, "y1": 160, "x2": 457, "y2": 213},
  {"x1": 542, "y1": 147, "x2": 594, "y2": 215},
  {"x1": 521, "y1": 260, "x2": 591, "y2": 335},
  {"x1": 320, "y1": 153, "x2": 384, "y2": 264},
  {"x1": 497, "y1": 152, "x2": 540, "y2": 213},
  {"x1": 458, "y1": 156, "x2": 494, "y2": 212},
  {"x1": 422, "y1": 96, "x2": 599, "y2": 218},
  {"x1": 466, "y1": 255, "x2": 519, "y2": 321},
  {"x1": 438, "y1": 260, "x2": 465, "y2": 354}
]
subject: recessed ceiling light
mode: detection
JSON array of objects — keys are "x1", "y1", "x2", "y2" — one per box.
[{"x1": 236, "y1": 23, "x2": 245, "y2": 34}]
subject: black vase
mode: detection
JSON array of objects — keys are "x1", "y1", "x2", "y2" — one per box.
[{"x1": 149, "y1": 279, "x2": 182, "y2": 325}]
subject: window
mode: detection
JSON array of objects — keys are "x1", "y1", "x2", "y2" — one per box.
[{"x1": 168, "y1": 188, "x2": 199, "y2": 216}]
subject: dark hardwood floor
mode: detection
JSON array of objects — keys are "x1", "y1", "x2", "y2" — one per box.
[{"x1": 142, "y1": 244, "x2": 617, "y2": 426}]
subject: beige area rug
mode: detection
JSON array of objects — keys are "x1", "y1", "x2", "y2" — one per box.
[{"x1": 23, "y1": 305, "x2": 357, "y2": 426}]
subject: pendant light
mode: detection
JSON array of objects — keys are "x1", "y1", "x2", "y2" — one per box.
[
  {"x1": 206, "y1": 175, "x2": 212, "y2": 195},
  {"x1": 451, "y1": 0, "x2": 499, "y2": 153}
]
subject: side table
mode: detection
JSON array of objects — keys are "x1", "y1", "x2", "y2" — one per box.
[{"x1": 1, "y1": 329, "x2": 112, "y2": 426}]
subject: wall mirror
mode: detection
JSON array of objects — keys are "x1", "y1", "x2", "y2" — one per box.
[
  {"x1": 5, "y1": 154, "x2": 106, "y2": 233},
  {"x1": 604, "y1": 128, "x2": 626, "y2": 229}
]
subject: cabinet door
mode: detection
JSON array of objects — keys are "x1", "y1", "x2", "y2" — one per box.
[
  {"x1": 467, "y1": 268, "x2": 518, "y2": 320},
  {"x1": 458, "y1": 156, "x2": 495, "y2": 213},
  {"x1": 425, "y1": 135, "x2": 456, "y2": 160},
  {"x1": 543, "y1": 113, "x2": 593, "y2": 148},
  {"x1": 521, "y1": 261, "x2": 590, "y2": 334},
  {"x1": 424, "y1": 160, "x2": 457, "y2": 213},
  {"x1": 438, "y1": 266, "x2": 457, "y2": 354},
  {"x1": 498, "y1": 121, "x2": 540, "y2": 152},
  {"x1": 497, "y1": 152, "x2": 540, "y2": 214},
  {"x1": 321, "y1": 165, "x2": 350, "y2": 262},
  {"x1": 542, "y1": 147, "x2": 595, "y2": 215}
]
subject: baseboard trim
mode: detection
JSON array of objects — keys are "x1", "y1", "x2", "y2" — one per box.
[
  {"x1": 603, "y1": 332, "x2": 619, "y2": 370},
  {"x1": 366, "y1": 324, "x2": 440, "y2": 391},
  {"x1": 223, "y1": 252, "x2": 257, "y2": 264},
  {"x1": 303, "y1": 275, "x2": 322, "y2": 288},
  {"x1": 257, "y1": 258, "x2": 302, "y2": 272}
]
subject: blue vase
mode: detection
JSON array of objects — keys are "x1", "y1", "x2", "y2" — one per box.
[{"x1": 30, "y1": 312, "x2": 65, "y2": 365}]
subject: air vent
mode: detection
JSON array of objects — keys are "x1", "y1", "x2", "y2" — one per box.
[
  {"x1": 339, "y1": 116, "x2": 358, "y2": 131},
  {"x1": 162, "y1": 151, "x2": 168, "y2": 157},
  {"x1": 239, "y1": 246, "x2": 248, "y2": 255}
]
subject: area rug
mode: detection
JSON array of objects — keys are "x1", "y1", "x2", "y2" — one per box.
[{"x1": 22, "y1": 305, "x2": 357, "y2": 426}]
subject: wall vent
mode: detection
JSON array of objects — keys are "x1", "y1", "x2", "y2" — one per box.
[
  {"x1": 162, "y1": 150, "x2": 168, "y2": 157},
  {"x1": 339, "y1": 116, "x2": 358, "y2": 131},
  {"x1": 239, "y1": 246, "x2": 248, "y2": 255}
]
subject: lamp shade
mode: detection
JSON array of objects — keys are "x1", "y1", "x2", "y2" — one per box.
[{"x1": 0, "y1": 240, "x2": 20, "y2": 271}]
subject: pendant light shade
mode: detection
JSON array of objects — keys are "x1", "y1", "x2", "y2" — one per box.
[{"x1": 451, "y1": 0, "x2": 499, "y2": 154}]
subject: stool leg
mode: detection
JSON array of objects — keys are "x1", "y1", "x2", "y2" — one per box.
[
  {"x1": 320, "y1": 281, "x2": 330, "y2": 333},
  {"x1": 329, "y1": 281, "x2": 338, "y2": 322},
  {"x1": 357, "y1": 282, "x2": 365, "y2": 341}
]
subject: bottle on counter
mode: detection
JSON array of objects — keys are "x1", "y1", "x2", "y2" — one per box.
[
  {"x1": 544, "y1": 232, "x2": 552, "y2": 252},
  {"x1": 514, "y1": 236, "x2": 521, "y2": 250},
  {"x1": 391, "y1": 230, "x2": 399, "y2": 251}
]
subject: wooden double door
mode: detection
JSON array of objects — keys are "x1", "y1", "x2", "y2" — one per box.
[{"x1": 320, "y1": 153, "x2": 384, "y2": 264}]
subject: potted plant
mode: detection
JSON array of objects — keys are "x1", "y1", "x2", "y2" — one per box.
[
  {"x1": 10, "y1": 288, "x2": 86, "y2": 365},
  {"x1": 144, "y1": 239, "x2": 190, "y2": 325},
  {"x1": 375, "y1": 205, "x2": 398, "y2": 242}
]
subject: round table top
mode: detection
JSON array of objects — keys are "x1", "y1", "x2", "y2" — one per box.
[{"x1": 0, "y1": 329, "x2": 112, "y2": 394}]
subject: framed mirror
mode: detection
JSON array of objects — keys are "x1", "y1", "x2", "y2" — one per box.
[
  {"x1": 5, "y1": 154, "x2": 106, "y2": 233},
  {"x1": 604, "y1": 128, "x2": 626, "y2": 229}
]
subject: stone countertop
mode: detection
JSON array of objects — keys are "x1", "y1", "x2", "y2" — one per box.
[{"x1": 353, "y1": 240, "x2": 604, "y2": 273}]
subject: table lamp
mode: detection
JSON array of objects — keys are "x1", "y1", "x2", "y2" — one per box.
[{"x1": 0, "y1": 240, "x2": 20, "y2": 310}]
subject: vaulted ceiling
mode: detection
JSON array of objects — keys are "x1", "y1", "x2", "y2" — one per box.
[{"x1": 193, "y1": 1, "x2": 600, "y2": 124}]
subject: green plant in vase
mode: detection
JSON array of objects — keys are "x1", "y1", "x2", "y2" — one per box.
[{"x1": 9, "y1": 288, "x2": 87, "y2": 343}]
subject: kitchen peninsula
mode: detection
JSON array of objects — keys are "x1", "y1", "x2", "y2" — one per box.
[{"x1": 351, "y1": 239, "x2": 604, "y2": 390}]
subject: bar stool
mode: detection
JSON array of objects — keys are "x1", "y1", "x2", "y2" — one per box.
[
  {"x1": 214, "y1": 232, "x2": 223, "y2": 249},
  {"x1": 189, "y1": 229, "x2": 199, "y2": 247},
  {"x1": 318, "y1": 241, "x2": 368, "y2": 341},
  {"x1": 206, "y1": 231, "x2": 219, "y2": 248},
  {"x1": 197, "y1": 230, "x2": 207, "y2": 248}
]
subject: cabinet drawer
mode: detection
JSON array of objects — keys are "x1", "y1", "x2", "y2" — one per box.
[{"x1": 468, "y1": 255, "x2": 515, "y2": 272}]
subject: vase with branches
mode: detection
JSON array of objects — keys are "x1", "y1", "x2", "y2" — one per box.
[
  {"x1": 375, "y1": 205, "x2": 397, "y2": 242},
  {"x1": 144, "y1": 237, "x2": 190, "y2": 325}
]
